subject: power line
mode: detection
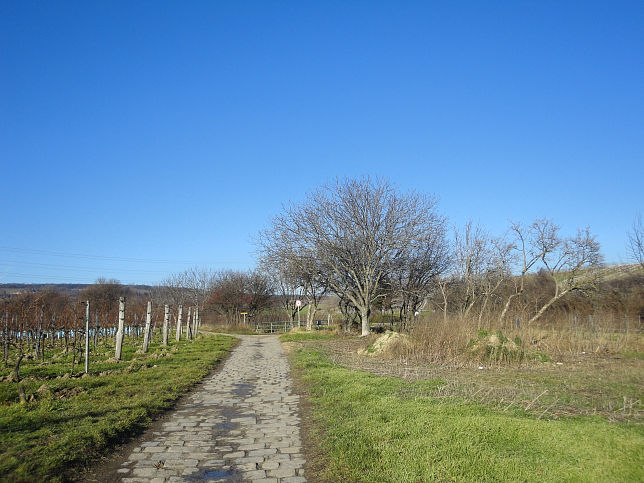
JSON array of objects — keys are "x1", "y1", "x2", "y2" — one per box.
[
  {"x1": 0, "y1": 246, "x2": 244, "y2": 265},
  {"x1": 0, "y1": 259, "x2": 171, "y2": 274}
]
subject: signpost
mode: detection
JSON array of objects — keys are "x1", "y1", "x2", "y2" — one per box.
[
  {"x1": 295, "y1": 300, "x2": 302, "y2": 328},
  {"x1": 241, "y1": 312, "x2": 248, "y2": 325}
]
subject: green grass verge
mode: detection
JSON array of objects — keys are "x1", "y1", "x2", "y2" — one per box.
[
  {"x1": 279, "y1": 332, "x2": 336, "y2": 343},
  {"x1": 293, "y1": 348, "x2": 644, "y2": 482},
  {"x1": 0, "y1": 334, "x2": 236, "y2": 482}
]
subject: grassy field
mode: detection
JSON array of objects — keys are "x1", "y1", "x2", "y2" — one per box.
[
  {"x1": 288, "y1": 338, "x2": 644, "y2": 482},
  {"x1": 0, "y1": 334, "x2": 236, "y2": 482}
]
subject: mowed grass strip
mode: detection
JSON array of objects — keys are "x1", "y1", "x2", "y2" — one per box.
[
  {"x1": 293, "y1": 348, "x2": 644, "y2": 482},
  {"x1": 0, "y1": 334, "x2": 236, "y2": 482},
  {"x1": 279, "y1": 331, "x2": 336, "y2": 343}
]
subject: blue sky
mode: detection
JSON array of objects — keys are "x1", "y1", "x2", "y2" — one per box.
[{"x1": 1, "y1": 1, "x2": 643, "y2": 284}]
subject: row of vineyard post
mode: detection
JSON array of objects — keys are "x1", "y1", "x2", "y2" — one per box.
[{"x1": 84, "y1": 297, "x2": 200, "y2": 374}]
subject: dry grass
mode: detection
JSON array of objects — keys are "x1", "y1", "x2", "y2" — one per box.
[
  {"x1": 303, "y1": 332, "x2": 643, "y2": 424},
  {"x1": 385, "y1": 314, "x2": 644, "y2": 365}
]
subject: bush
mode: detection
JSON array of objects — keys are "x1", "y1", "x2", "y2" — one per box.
[{"x1": 468, "y1": 330, "x2": 525, "y2": 363}]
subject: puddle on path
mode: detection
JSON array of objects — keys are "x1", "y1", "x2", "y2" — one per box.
[
  {"x1": 232, "y1": 382, "x2": 253, "y2": 397},
  {"x1": 190, "y1": 468, "x2": 242, "y2": 481},
  {"x1": 213, "y1": 422, "x2": 236, "y2": 430}
]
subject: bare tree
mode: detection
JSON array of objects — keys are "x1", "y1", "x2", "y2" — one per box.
[
  {"x1": 268, "y1": 267, "x2": 306, "y2": 322},
  {"x1": 392, "y1": 214, "x2": 449, "y2": 328},
  {"x1": 206, "y1": 269, "x2": 274, "y2": 325},
  {"x1": 207, "y1": 270, "x2": 247, "y2": 325},
  {"x1": 627, "y1": 213, "x2": 643, "y2": 268},
  {"x1": 499, "y1": 219, "x2": 558, "y2": 322},
  {"x1": 261, "y1": 258, "x2": 327, "y2": 330},
  {"x1": 527, "y1": 227, "x2": 603, "y2": 324},
  {"x1": 158, "y1": 272, "x2": 191, "y2": 306},
  {"x1": 452, "y1": 222, "x2": 491, "y2": 319},
  {"x1": 259, "y1": 177, "x2": 444, "y2": 335},
  {"x1": 245, "y1": 270, "x2": 275, "y2": 319},
  {"x1": 79, "y1": 278, "x2": 124, "y2": 345},
  {"x1": 183, "y1": 266, "x2": 216, "y2": 311}
]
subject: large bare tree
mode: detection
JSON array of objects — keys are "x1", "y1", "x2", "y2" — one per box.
[{"x1": 259, "y1": 177, "x2": 445, "y2": 335}]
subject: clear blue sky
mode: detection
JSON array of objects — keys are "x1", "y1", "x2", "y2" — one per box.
[{"x1": 1, "y1": 1, "x2": 643, "y2": 285}]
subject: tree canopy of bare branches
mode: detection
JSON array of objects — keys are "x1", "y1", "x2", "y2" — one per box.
[
  {"x1": 627, "y1": 213, "x2": 643, "y2": 268},
  {"x1": 258, "y1": 176, "x2": 447, "y2": 335},
  {"x1": 206, "y1": 269, "x2": 274, "y2": 325}
]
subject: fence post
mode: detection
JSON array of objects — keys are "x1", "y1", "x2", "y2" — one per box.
[
  {"x1": 176, "y1": 305, "x2": 183, "y2": 342},
  {"x1": 115, "y1": 297, "x2": 126, "y2": 360},
  {"x1": 193, "y1": 307, "x2": 199, "y2": 338},
  {"x1": 162, "y1": 305, "x2": 169, "y2": 346},
  {"x1": 186, "y1": 306, "x2": 192, "y2": 340},
  {"x1": 84, "y1": 301, "x2": 90, "y2": 374},
  {"x1": 142, "y1": 301, "x2": 152, "y2": 353}
]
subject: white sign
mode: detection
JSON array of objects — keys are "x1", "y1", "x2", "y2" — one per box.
[{"x1": 295, "y1": 300, "x2": 302, "y2": 307}]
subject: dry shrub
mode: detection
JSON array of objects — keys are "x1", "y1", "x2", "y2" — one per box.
[
  {"x1": 399, "y1": 313, "x2": 643, "y2": 366},
  {"x1": 400, "y1": 318, "x2": 475, "y2": 365}
]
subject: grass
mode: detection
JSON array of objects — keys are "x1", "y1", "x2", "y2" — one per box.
[
  {"x1": 291, "y1": 346, "x2": 644, "y2": 482},
  {"x1": 202, "y1": 324, "x2": 258, "y2": 335},
  {"x1": 0, "y1": 334, "x2": 236, "y2": 482},
  {"x1": 279, "y1": 331, "x2": 336, "y2": 343}
]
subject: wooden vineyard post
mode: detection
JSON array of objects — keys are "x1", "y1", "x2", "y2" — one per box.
[
  {"x1": 186, "y1": 307, "x2": 193, "y2": 340},
  {"x1": 193, "y1": 307, "x2": 199, "y2": 337},
  {"x1": 115, "y1": 297, "x2": 126, "y2": 360},
  {"x1": 162, "y1": 304, "x2": 169, "y2": 346},
  {"x1": 142, "y1": 301, "x2": 152, "y2": 353},
  {"x1": 175, "y1": 305, "x2": 183, "y2": 342},
  {"x1": 84, "y1": 300, "x2": 90, "y2": 374}
]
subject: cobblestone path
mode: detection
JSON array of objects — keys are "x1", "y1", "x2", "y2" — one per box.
[{"x1": 118, "y1": 335, "x2": 306, "y2": 482}]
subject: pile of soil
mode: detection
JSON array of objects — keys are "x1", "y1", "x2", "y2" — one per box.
[{"x1": 358, "y1": 331, "x2": 410, "y2": 357}]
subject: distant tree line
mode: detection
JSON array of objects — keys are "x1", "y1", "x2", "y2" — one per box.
[{"x1": 2, "y1": 178, "x2": 641, "y2": 345}]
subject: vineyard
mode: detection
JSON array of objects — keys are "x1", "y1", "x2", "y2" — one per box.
[
  {"x1": 1, "y1": 284, "x2": 206, "y2": 383},
  {"x1": 0, "y1": 285, "x2": 235, "y2": 482}
]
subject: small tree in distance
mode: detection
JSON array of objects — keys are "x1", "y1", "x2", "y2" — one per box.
[{"x1": 627, "y1": 213, "x2": 643, "y2": 268}]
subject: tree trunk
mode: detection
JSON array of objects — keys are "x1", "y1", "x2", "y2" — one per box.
[
  {"x1": 306, "y1": 304, "x2": 317, "y2": 331},
  {"x1": 499, "y1": 292, "x2": 520, "y2": 323},
  {"x1": 361, "y1": 309, "x2": 370, "y2": 336},
  {"x1": 527, "y1": 288, "x2": 569, "y2": 325},
  {"x1": 13, "y1": 352, "x2": 24, "y2": 382}
]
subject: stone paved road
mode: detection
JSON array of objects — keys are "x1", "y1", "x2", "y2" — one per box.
[{"x1": 117, "y1": 335, "x2": 306, "y2": 483}]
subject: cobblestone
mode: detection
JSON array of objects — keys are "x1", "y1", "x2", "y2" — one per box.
[{"x1": 116, "y1": 335, "x2": 305, "y2": 481}]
